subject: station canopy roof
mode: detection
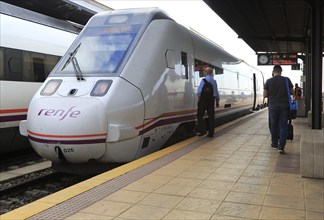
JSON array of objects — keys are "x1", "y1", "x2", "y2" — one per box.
[
  {"x1": 203, "y1": 0, "x2": 319, "y2": 54},
  {"x1": 4, "y1": 0, "x2": 321, "y2": 55},
  {"x1": 1, "y1": 0, "x2": 96, "y2": 26}
]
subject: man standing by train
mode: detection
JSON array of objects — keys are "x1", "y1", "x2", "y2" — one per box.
[
  {"x1": 196, "y1": 67, "x2": 220, "y2": 137},
  {"x1": 264, "y1": 65, "x2": 294, "y2": 154}
]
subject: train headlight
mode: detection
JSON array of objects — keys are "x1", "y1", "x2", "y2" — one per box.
[
  {"x1": 90, "y1": 80, "x2": 112, "y2": 96},
  {"x1": 40, "y1": 79, "x2": 62, "y2": 96}
]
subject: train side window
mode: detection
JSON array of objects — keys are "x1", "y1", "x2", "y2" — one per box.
[
  {"x1": 1, "y1": 47, "x2": 60, "y2": 82},
  {"x1": 181, "y1": 52, "x2": 188, "y2": 79},
  {"x1": 165, "y1": 49, "x2": 175, "y2": 69},
  {"x1": 214, "y1": 66, "x2": 224, "y2": 75},
  {"x1": 31, "y1": 53, "x2": 60, "y2": 82},
  {"x1": 194, "y1": 58, "x2": 209, "y2": 77},
  {"x1": 4, "y1": 48, "x2": 23, "y2": 81},
  {"x1": 45, "y1": 55, "x2": 60, "y2": 77}
]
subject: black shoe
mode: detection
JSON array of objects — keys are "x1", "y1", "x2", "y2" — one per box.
[
  {"x1": 271, "y1": 144, "x2": 278, "y2": 150},
  {"x1": 207, "y1": 134, "x2": 214, "y2": 138},
  {"x1": 278, "y1": 148, "x2": 285, "y2": 154}
]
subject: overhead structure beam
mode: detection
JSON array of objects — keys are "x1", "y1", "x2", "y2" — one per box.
[
  {"x1": 253, "y1": 0, "x2": 280, "y2": 52},
  {"x1": 279, "y1": 1, "x2": 293, "y2": 52}
]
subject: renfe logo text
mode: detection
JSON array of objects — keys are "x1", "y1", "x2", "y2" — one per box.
[{"x1": 38, "y1": 106, "x2": 81, "y2": 121}]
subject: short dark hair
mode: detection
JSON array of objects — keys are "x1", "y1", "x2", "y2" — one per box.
[{"x1": 273, "y1": 65, "x2": 282, "y2": 72}]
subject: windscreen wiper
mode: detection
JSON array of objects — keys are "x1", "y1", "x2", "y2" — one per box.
[
  {"x1": 71, "y1": 56, "x2": 84, "y2": 81},
  {"x1": 61, "y1": 43, "x2": 81, "y2": 71}
]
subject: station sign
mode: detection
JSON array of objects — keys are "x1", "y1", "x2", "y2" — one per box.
[{"x1": 257, "y1": 53, "x2": 298, "y2": 65}]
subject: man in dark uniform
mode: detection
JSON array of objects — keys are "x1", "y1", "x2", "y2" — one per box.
[
  {"x1": 196, "y1": 67, "x2": 220, "y2": 137},
  {"x1": 264, "y1": 65, "x2": 294, "y2": 153}
]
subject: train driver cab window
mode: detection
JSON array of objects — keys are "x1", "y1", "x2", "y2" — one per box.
[{"x1": 57, "y1": 25, "x2": 141, "y2": 75}]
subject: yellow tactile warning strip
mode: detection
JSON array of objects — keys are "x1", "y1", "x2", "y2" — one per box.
[{"x1": 1, "y1": 110, "x2": 261, "y2": 220}]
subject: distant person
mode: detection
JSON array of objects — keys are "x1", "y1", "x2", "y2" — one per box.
[
  {"x1": 196, "y1": 67, "x2": 220, "y2": 137},
  {"x1": 264, "y1": 65, "x2": 293, "y2": 154},
  {"x1": 294, "y1": 83, "x2": 302, "y2": 99}
]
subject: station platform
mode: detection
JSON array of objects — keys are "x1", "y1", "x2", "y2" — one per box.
[
  {"x1": 2, "y1": 109, "x2": 324, "y2": 220},
  {"x1": 0, "y1": 161, "x2": 51, "y2": 182}
]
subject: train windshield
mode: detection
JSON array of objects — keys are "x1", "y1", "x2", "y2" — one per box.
[{"x1": 56, "y1": 25, "x2": 141, "y2": 75}]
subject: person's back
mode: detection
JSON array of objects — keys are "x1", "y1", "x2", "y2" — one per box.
[
  {"x1": 200, "y1": 79, "x2": 214, "y2": 102},
  {"x1": 266, "y1": 75, "x2": 290, "y2": 108}
]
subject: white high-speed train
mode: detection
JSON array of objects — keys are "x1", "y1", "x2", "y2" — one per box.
[
  {"x1": 0, "y1": 2, "x2": 79, "y2": 155},
  {"x1": 20, "y1": 8, "x2": 265, "y2": 171}
]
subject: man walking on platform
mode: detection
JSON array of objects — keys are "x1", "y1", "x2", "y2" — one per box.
[
  {"x1": 196, "y1": 67, "x2": 220, "y2": 137},
  {"x1": 263, "y1": 65, "x2": 294, "y2": 153}
]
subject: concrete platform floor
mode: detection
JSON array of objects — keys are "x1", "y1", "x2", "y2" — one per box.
[{"x1": 64, "y1": 111, "x2": 324, "y2": 220}]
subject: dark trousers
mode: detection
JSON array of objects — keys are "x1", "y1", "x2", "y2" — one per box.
[
  {"x1": 269, "y1": 105, "x2": 289, "y2": 149},
  {"x1": 197, "y1": 99, "x2": 215, "y2": 136}
]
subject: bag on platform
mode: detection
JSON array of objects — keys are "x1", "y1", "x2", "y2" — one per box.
[
  {"x1": 287, "y1": 119, "x2": 294, "y2": 141},
  {"x1": 285, "y1": 77, "x2": 297, "y2": 119}
]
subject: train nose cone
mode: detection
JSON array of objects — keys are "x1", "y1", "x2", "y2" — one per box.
[{"x1": 26, "y1": 98, "x2": 107, "y2": 163}]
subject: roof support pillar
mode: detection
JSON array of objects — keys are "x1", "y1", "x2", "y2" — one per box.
[
  {"x1": 310, "y1": 0, "x2": 323, "y2": 129},
  {"x1": 305, "y1": 39, "x2": 312, "y2": 116}
]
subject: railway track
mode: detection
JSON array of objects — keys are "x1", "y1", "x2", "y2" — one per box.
[
  {"x1": 0, "y1": 167, "x2": 92, "y2": 214},
  {"x1": 0, "y1": 167, "x2": 56, "y2": 196},
  {"x1": 0, "y1": 150, "x2": 45, "y2": 172}
]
